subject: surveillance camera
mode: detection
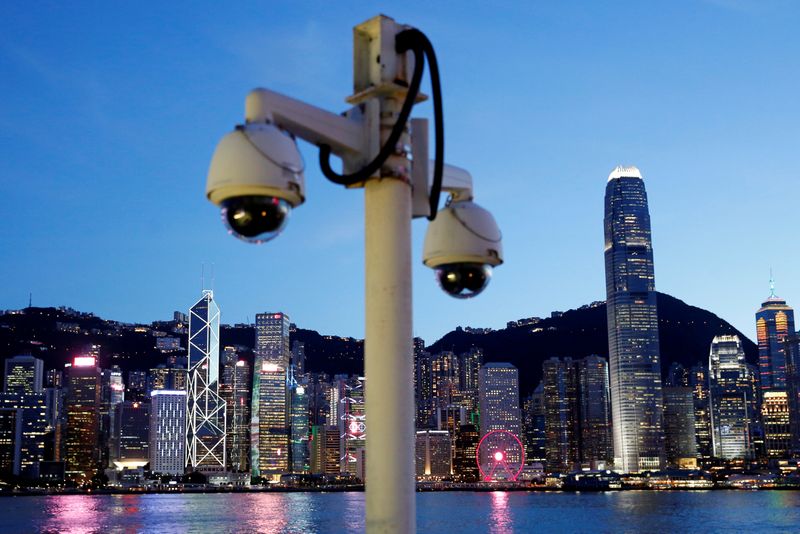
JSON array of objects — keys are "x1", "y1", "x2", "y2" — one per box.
[
  {"x1": 422, "y1": 200, "x2": 503, "y2": 298},
  {"x1": 206, "y1": 122, "x2": 306, "y2": 243}
]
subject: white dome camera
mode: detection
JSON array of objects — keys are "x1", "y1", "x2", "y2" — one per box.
[
  {"x1": 422, "y1": 200, "x2": 503, "y2": 298},
  {"x1": 206, "y1": 122, "x2": 306, "y2": 243}
]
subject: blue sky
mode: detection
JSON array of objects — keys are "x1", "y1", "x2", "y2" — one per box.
[{"x1": 1, "y1": 1, "x2": 798, "y2": 345}]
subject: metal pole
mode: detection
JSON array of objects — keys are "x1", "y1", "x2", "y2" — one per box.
[
  {"x1": 364, "y1": 176, "x2": 414, "y2": 533},
  {"x1": 351, "y1": 15, "x2": 416, "y2": 533}
]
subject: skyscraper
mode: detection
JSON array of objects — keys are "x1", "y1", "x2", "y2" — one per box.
[
  {"x1": 289, "y1": 375, "x2": 310, "y2": 473},
  {"x1": 604, "y1": 165, "x2": 666, "y2": 472},
  {"x1": 186, "y1": 291, "x2": 227, "y2": 472},
  {"x1": 756, "y1": 281, "x2": 795, "y2": 391},
  {"x1": 577, "y1": 355, "x2": 613, "y2": 467},
  {"x1": 709, "y1": 335, "x2": 753, "y2": 460},
  {"x1": 251, "y1": 361, "x2": 289, "y2": 478},
  {"x1": 756, "y1": 282, "x2": 794, "y2": 457},
  {"x1": 149, "y1": 390, "x2": 187, "y2": 476},
  {"x1": 255, "y1": 313, "x2": 291, "y2": 366},
  {"x1": 415, "y1": 430, "x2": 452, "y2": 479},
  {"x1": 785, "y1": 334, "x2": 800, "y2": 451},
  {"x1": 662, "y1": 387, "x2": 698, "y2": 468},
  {"x1": 220, "y1": 351, "x2": 250, "y2": 473},
  {"x1": 542, "y1": 357, "x2": 579, "y2": 472},
  {"x1": 251, "y1": 312, "x2": 291, "y2": 479},
  {"x1": 64, "y1": 356, "x2": 101, "y2": 483},
  {"x1": 478, "y1": 363, "x2": 521, "y2": 436},
  {"x1": 109, "y1": 401, "x2": 150, "y2": 470},
  {"x1": 4, "y1": 355, "x2": 43, "y2": 394}
]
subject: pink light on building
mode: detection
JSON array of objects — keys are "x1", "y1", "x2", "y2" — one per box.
[
  {"x1": 73, "y1": 356, "x2": 96, "y2": 367},
  {"x1": 262, "y1": 362, "x2": 280, "y2": 372}
]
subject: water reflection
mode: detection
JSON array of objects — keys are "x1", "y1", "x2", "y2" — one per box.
[
  {"x1": 489, "y1": 491, "x2": 513, "y2": 534},
  {"x1": 40, "y1": 495, "x2": 107, "y2": 534}
]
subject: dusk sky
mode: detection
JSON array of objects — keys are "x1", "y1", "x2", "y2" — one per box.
[{"x1": 1, "y1": 1, "x2": 798, "y2": 344}]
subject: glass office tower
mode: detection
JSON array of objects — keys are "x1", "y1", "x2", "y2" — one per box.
[{"x1": 604, "y1": 166, "x2": 666, "y2": 472}]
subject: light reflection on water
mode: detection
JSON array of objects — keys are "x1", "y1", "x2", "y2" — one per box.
[{"x1": 1, "y1": 490, "x2": 799, "y2": 533}]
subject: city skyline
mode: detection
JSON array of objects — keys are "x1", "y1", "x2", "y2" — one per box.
[{"x1": 2, "y1": 2, "x2": 799, "y2": 344}]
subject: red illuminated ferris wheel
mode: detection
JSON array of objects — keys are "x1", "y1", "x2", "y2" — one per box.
[{"x1": 476, "y1": 430, "x2": 525, "y2": 482}]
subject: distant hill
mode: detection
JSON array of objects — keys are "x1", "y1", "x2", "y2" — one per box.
[
  {"x1": 0, "y1": 292, "x2": 755, "y2": 398},
  {"x1": 428, "y1": 292, "x2": 756, "y2": 396}
]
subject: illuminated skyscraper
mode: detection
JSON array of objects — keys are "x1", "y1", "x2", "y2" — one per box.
[
  {"x1": 149, "y1": 390, "x2": 187, "y2": 475},
  {"x1": 577, "y1": 355, "x2": 613, "y2": 467},
  {"x1": 522, "y1": 384, "x2": 547, "y2": 465},
  {"x1": 662, "y1": 387, "x2": 698, "y2": 468},
  {"x1": 220, "y1": 350, "x2": 250, "y2": 472},
  {"x1": 0, "y1": 392, "x2": 47, "y2": 477},
  {"x1": 785, "y1": 334, "x2": 800, "y2": 451},
  {"x1": 251, "y1": 312, "x2": 291, "y2": 479},
  {"x1": 109, "y1": 401, "x2": 149, "y2": 471},
  {"x1": 756, "y1": 281, "x2": 795, "y2": 391},
  {"x1": 478, "y1": 362, "x2": 521, "y2": 468},
  {"x1": 251, "y1": 361, "x2": 289, "y2": 478},
  {"x1": 186, "y1": 290, "x2": 226, "y2": 472},
  {"x1": 542, "y1": 357, "x2": 579, "y2": 472},
  {"x1": 542, "y1": 356, "x2": 612, "y2": 472},
  {"x1": 255, "y1": 312, "x2": 291, "y2": 366},
  {"x1": 339, "y1": 376, "x2": 366, "y2": 477},
  {"x1": 756, "y1": 282, "x2": 794, "y2": 457},
  {"x1": 453, "y1": 424, "x2": 480, "y2": 482},
  {"x1": 4, "y1": 355, "x2": 43, "y2": 394},
  {"x1": 414, "y1": 338, "x2": 434, "y2": 428},
  {"x1": 709, "y1": 335, "x2": 754, "y2": 460},
  {"x1": 604, "y1": 165, "x2": 666, "y2": 472},
  {"x1": 64, "y1": 356, "x2": 101, "y2": 483},
  {"x1": 415, "y1": 430, "x2": 452, "y2": 479},
  {"x1": 289, "y1": 374, "x2": 310, "y2": 473}
]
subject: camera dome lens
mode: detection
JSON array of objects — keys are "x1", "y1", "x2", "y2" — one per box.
[
  {"x1": 435, "y1": 263, "x2": 492, "y2": 299},
  {"x1": 220, "y1": 196, "x2": 291, "y2": 244}
]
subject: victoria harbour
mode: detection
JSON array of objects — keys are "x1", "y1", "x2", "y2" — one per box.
[
  {"x1": 3, "y1": 1, "x2": 800, "y2": 533},
  {"x1": 2, "y1": 492, "x2": 800, "y2": 533}
]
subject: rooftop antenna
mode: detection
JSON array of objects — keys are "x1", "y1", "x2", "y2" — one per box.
[
  {"x1": 211, "y1": 262, "x2": 215, "y2": 293},
  {"x1": 201, "y1": 262, "x2": 206, "y2": 292},
  {"x1": 769, "y1": 268, "x2": 776, "y2": 298},
  {"x1": 28, "y1": 292, "x2": 32, "y2": 308}
]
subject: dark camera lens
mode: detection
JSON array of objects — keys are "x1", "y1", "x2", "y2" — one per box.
[
  {"x1": 435, "y1": 263, "x2": 492, "y2": 299},
  {"x1": 220, "y1": 196, "x2": 291, "y2": 243}
]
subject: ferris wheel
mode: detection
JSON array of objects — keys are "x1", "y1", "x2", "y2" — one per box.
[{"x1": 476, "y1": 429, "x2": 525, "y2": 482}]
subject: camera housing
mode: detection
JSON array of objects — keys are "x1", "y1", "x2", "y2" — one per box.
[
  {"x1": 422, "y1": 200, "x2": 503, "y2": 298},
  {"x1": 206, "y1": 122, "x2": 306, "y2": 243}
]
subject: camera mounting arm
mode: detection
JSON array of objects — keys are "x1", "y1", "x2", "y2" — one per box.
[{"x1": 244, "y1": 88, "x2": 365, "y2": 157}]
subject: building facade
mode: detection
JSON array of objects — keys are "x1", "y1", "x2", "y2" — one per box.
[
  {"x1": 186, "y1": 291, "x2": 227, "y2": 472},
  {"x1": 709, "y1": 335, "x2": 753, "y2": 460},
  {"x1": 64, "y1": 356, "x2": 101, "y2": 483},
  {"x1": 4, "y1": 355, "x2": 44, "y2": 395},
  {"x1": 149, "y1": 390, "x2": 187, "y2": 476},
  {"x1": 604, "y1": 165, "x2": 666, "y2": 472}
]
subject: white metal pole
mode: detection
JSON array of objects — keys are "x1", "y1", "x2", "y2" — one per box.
[
  {"x1": 351, "y1": 15, "x2": 416, "y2": 533},
  {"x1": 364, "y1": 176, "x2": 414, "y2": 533}
]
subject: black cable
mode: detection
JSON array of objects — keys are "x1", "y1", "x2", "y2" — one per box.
[
  {"x1": 317, "y1": 28, "x2": 445, "y2": 221},
  {"x1": 417, "y1": 33, "x2": 444, "y2": 220},
  {"x1": 318, "y1": 30, "x2": 424, "y2": 186}
]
